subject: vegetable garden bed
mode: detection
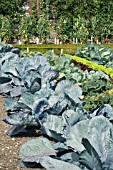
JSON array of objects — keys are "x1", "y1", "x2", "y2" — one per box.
[
  {"x1": 0, "y1": 95, "x2": 44, "y2": 170},
  {"x1": 1, "y1": 42, "x2": 113, "y2": 169}
]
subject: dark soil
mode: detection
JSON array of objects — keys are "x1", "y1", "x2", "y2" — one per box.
[
  {"x1": 0, "y1": 95, "x2": 44, "y2": 170},
  {"x1": 71, "y1": 60, "x2": 93, "y2": 71}
]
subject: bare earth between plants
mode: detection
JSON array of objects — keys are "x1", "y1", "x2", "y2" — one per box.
[{"x1": 0, "y1": 95, "x2": 44, "y2": 170}]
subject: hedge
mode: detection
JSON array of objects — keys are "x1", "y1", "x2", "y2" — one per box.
[
  {"x1": 12, "y1": 44, "x2": 83, "y2": 55},
  {"x1": 12, "y1": 44, "x2": 113, "y2": 55}
]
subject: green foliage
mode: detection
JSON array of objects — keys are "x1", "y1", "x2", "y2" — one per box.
[
  {"x1": 73, "y1": 16, "x2": 89, "y2": 43},
  {"x1": 0, "y1": 15, "x2": 12, "y2": 41},
  {"x1": 70, "y1": 54, "x2": 113, "y2": 79},
  {"x1": 82, "y1": 75, "x2": 113, "y2": 111},
  {"x1": 0, "y1": 0, "x2": 26, "y2": 39},
  {"x1": 0, "y1": 0, "x2": 25, "y2": 17},
  {"x1": 55, "y1": 17, "x2": 73, "y2": 42},
  {"x1": 40, "y1": 0, "x2": 113, "y2": 42},
  {"x1": 82, "y1": 76, "x2": 113, "y2": 97},
  {"x1": 2, "y1": 42, "x2": 113, "y2": 169},
  {"x1": 19, "y1": 15, "x2": 38, "y2": 42},
  {"x1": 47, "y1": 51, "x2": 113, "y2": 112},
  {"x1": 0, "y1": 43, "x2": 84, "y2": 138},
  {"x1": 19, "y1": 137, "x2": 56, "y2": 162},
  {"x1": 12, "y1": 44, "x2": 113, "y2": 55},
  {"x1": 0, "y1": 0, "x2": 113, "y2": 42},
  {"x1": 36, "y1": 14, "x2": 51, "y2": 42},
  {"x1": 75, "y1": 44, "x2": 113, "y2": 68},
  {"x1": 46, "y1": 51, "x2": 83, "y2": 83},
  {"x1": 84, "y1": 92, "x2": 113, "y2": 112},
  {"x1": 12, "y1": 44, "x2": 83, "y2": 55}
]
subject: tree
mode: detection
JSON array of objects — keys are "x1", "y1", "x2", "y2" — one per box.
[
  {"x1": 0, "y1": 0, "x2": 27, "y2": 18},
  {"x1": 40, "y1": 0, "x2": 113, "y2": 42},
  {"x1": 36, "y1": 0, "x2": 42, "y2": 18},
  {"x1": 0, "y1": 0, "x2": 28, "y2": 39},
  {"x1": 0, "y1": 15, "x2": 12, "y2": 42}
]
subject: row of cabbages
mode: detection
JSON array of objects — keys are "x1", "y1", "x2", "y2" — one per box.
[{"x1": 1, "y1": 42, "x2": 113, "y2": 170}]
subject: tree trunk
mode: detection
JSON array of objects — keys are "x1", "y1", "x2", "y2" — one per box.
[
  {"x1": 28, "y1": 0, "x2": 33, "y2": 15},
  {"x1": 36, "y1": 0, "x2": 42, "y2": 18}
]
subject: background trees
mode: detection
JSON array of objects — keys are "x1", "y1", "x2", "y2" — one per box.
[
  {"x1": 0, "y1": 0, "x2": 113, "y2": 43},
  {"x1": 0, "y1": 0, "x2": 27, "y2": 41}
]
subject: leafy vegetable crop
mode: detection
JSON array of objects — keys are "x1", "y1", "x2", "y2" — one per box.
[
  {"x1": 46, "y1": 50, "x2": 113, "y2": 111},
  {"x1": 1, "y1": 43, "x2": 113, "y2": 169},
  {"x1": 75, "y1": 44, "x2": 113, "y2": 68}
]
